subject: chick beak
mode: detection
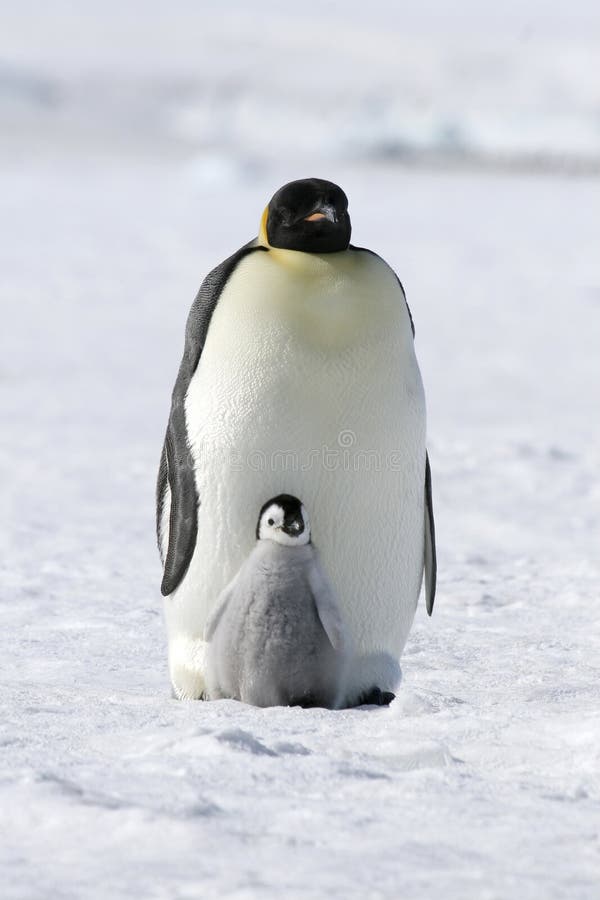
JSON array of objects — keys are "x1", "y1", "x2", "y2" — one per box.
[{"x1": 281, "y1": 515, "x2": 304, "y2": 537}]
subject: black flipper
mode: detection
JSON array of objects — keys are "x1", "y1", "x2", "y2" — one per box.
[
  {"x1": 157, "y1": 243, "x2": 267, "y2": 597},
  {"x1": 424, "y1": 451, "x2": 437, "y2": 615},
  {"x1": 156, "y1": 441, "x2": 168, "y2": 564}
]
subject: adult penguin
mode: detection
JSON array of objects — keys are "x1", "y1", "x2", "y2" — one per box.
[{"x1": 156, "y1": 177, "x2": 436, "y2": 703}]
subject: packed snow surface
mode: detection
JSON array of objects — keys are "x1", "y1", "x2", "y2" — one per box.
[{"x1": 2, "y1": 3, "x2": 600, "y2": 897}]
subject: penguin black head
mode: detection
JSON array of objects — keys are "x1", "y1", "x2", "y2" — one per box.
[
  {"x1": 256, "y1": 494, "x2": 311, "y2": 546},
  {"x1": 261, "y1": 178, "x2": 351, "y2": 254}
]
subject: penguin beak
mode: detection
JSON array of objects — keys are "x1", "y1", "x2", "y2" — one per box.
[
  {"x1": 304, "y1": 205, "x2": 337, "y2": 224},
  {"x1": 281, "y1": 515, "x2": 305, "y2": 537}
]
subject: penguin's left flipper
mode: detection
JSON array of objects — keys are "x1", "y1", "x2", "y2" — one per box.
[
  {"x1": 424, "y1": 451, "x2": 437, "y2": 615},
  {"x1": 157, "y1": 242, "x2": 267, "y2": 597},
  {"x1": 307, "y1": 557, "x2": 348, "y2": 652}
]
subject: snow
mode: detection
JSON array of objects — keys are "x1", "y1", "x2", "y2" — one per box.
[{"x1": 2, "y1": 3, "x2": 600, "y2": 898}]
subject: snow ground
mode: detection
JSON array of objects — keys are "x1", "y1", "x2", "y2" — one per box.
[
  {"x1": 1, "y1": 159, "x2": 599, "y2": 899},
  {"x1": 2, "y1": 2, "x2": 600, "y2": 897}
]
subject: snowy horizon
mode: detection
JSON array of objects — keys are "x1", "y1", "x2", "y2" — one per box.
[{"x1": 1, "y1": 1, "x2": 600, "y2": 175}]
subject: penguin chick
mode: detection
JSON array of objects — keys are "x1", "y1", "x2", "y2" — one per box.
[{"x1": 204, "y1": 494, "x2": 349, "y2": 709}]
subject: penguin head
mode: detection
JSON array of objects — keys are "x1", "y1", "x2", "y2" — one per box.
[
  {"x1": 260, "y1": 178, "x2": 351, "y2": 253},
  {"x1": 256, "y1": 494, "x2": 311, "y2": 546}
]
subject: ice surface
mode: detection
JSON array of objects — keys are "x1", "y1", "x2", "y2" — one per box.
[{"x1": 1, "y1": 2, "x2": 600, "y2": 897}]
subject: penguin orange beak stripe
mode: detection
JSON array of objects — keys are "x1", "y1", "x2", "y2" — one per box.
[{"x1": 304, "y1": 212, "x2": 327, "y2": 221}]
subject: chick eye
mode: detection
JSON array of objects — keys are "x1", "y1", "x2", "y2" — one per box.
[{"x1": 267, "y1": 518, "x2": 274, "y2": 526}]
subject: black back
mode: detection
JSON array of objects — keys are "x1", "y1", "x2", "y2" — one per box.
[{"x1": 425, "y1": 452, "x2": 437, "y2": 614}]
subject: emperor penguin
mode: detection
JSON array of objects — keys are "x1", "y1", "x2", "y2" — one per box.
[
  {"x1": 204, "y1": 495, "x2": 349, "y2": 709},
  {"x1": 156, "y1": 177, "x2": 436, "y2": 704}
]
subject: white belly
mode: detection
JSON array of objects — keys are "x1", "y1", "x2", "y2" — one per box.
[{"x1": 164, "y1": 247, "x2": 426, "y2": 700}]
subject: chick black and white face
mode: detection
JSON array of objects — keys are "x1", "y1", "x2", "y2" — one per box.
[
  {"x1": 256, "y1": 494, "x2": 311, "y2": 546},
  {"x1": 264, "y1": 178, "x2": 351, "y2": 254}
]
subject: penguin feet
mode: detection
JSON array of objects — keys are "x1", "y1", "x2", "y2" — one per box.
[
  {"x1": 356, "y1": 686, "x2": 396, "y2": 707},
  {"x1": 288, "y1": 693, "x2": 319, "y2": 709}
]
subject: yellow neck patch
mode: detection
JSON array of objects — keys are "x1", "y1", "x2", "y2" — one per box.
[{"x1": 258, "y1": 206, "x2": 270, "y2": 247}]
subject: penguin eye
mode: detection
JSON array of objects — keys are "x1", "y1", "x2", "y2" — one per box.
[{"x1": 267, "y1": 518, "x2": 274, "y2": 526}]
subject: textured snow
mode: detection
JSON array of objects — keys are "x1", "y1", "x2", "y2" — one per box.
[{"x1": 2, "y1": 3, "x2": 600, "y2": 898}]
